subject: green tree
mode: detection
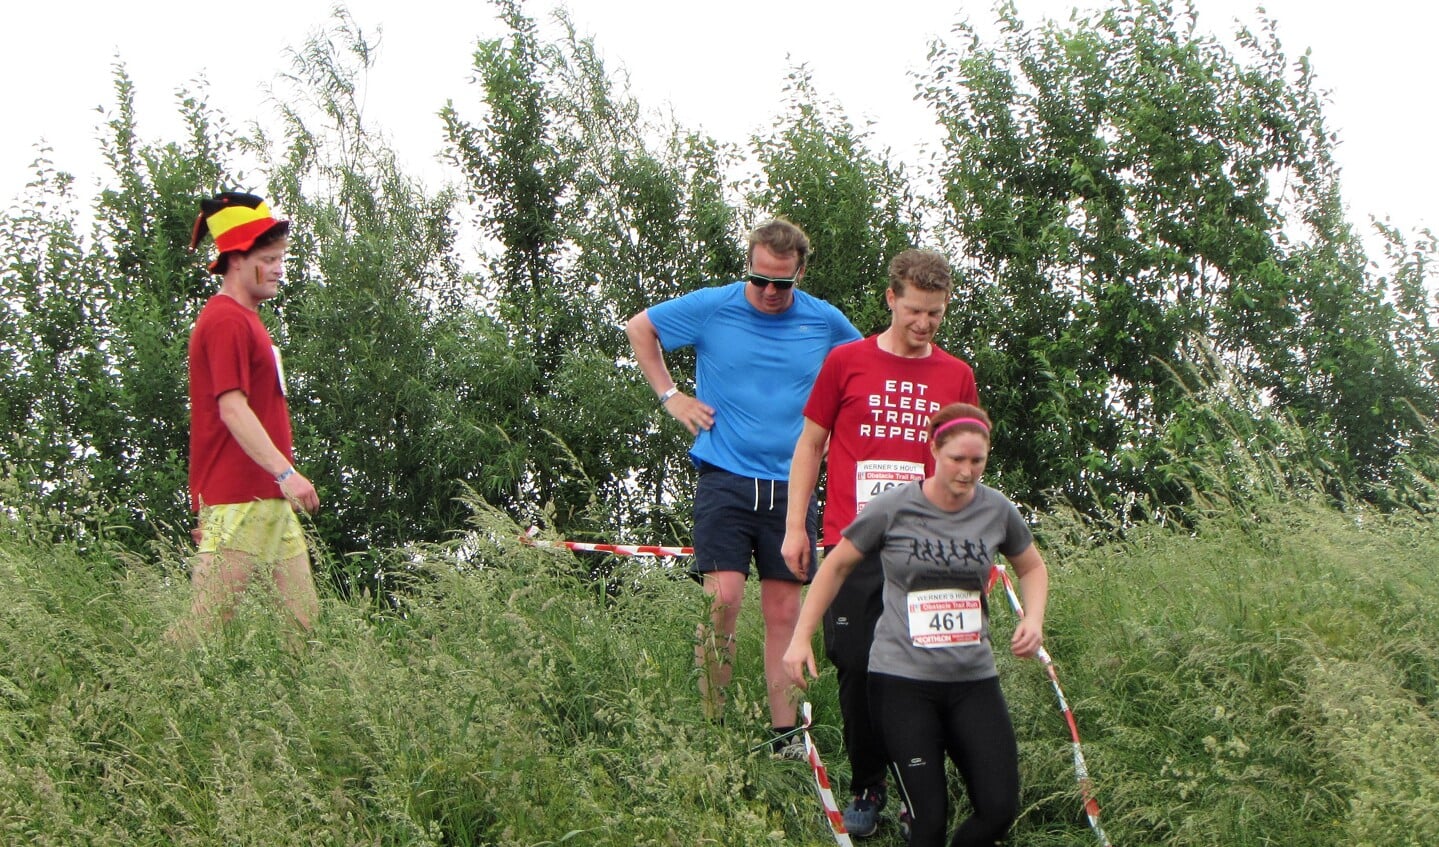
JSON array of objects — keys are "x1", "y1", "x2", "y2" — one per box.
[
  {"x1": 443, "y1": 1, "x2": 744, "y2": 543},
  {"x1": 751, "y1": 68, "x2": 920, "y2": 335},
  {"x1": 443, "y1": 0, "x2": 578, "y2": 375},
  {"x1": 257, "y1": 10, "x2": 498, "y2": 566},
  {"x1": 441, "y1": 0, "x2": 589, "y2": 533},
  {"x1": 546, "y1": 12, "x2": 744, "y2": 542},
  {"x1": 0, "y1": 66, "x2": 244, "y2": 545},
  {"x1": 922, "y1": 0, "x2": 1438, "y2": 515},
  {"x1": 0, "y1": 159, "x2": 114, "y2": 530}
]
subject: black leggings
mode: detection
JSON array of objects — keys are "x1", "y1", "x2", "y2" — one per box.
[{"x1": 870, "y1": 673, "x2": 1019, "y2": 847}]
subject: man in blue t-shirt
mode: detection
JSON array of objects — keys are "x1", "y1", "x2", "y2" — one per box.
[{"x1": 626, "y1": 218, "x2": 860, "y2": 754}]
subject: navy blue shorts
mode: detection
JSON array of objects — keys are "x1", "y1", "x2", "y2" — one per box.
[{"x1": 691, "y1": 463, "x2": 817, "y2": 583}]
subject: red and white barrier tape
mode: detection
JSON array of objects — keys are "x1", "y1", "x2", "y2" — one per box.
[
  {"x1": 992, "y1": 563, "x2": 1112, "y2": 847},
  {"x1": 801, "y1": 702, "x2": 854, "y2": 846},
  {"x1": 522, "y1": 527, "x2": 693, "y2": 558}
]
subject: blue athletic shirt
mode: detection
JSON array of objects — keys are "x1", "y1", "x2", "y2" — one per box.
[{"x1": 647, "y1": 281, "x2": 860, "y2": 480}]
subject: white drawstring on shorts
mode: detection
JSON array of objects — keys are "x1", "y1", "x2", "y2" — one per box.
[{"x1": 751, "y1": 478, "x2": 778, "y2": 511}]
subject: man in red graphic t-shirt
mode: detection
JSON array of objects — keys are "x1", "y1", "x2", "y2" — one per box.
[
  {"x1": 782, "y1": 249, "x2": 978, "y2": 837},
  {"x1": 170, "y1": 192, "x2": 320, "y2": 642}
]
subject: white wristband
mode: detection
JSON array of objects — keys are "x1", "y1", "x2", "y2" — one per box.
[
  {"x1": 276, "y1": 467, "x2": 296, "y2": 484},
  {"x1": 658, "y1": 386, "x2": 679, "y2": 405}
]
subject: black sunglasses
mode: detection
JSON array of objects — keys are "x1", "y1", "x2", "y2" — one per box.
[{"x1": 747, "y1": 272, "x2": 799, "y2": 291}]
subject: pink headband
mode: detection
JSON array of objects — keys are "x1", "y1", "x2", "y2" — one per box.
[{"x1": 932, "y1": 417, "x2": 990, "y2": 440}]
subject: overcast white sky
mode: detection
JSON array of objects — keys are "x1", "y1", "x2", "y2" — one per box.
[{"x1": 4, "y1": 1, "x2": 1435, "y2": 241}]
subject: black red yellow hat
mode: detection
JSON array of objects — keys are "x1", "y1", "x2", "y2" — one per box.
[{"x1": 189, "y1": 191, "x2": 289, "y2": 272}]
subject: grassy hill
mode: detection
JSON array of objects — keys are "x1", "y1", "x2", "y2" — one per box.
[{"x1": 2, "y1": 499, "x2": 1437, "y2": 845}]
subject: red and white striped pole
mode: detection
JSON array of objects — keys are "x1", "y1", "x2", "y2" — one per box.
[
  {"x1": 992, "y1": 562, "x2": 1112, "y2": 847},
  {"x1": 801, "y1": 701, "x2": 854, "y2": 846},
  {"x1": 522, "y1": 527, "x2": 693, "y2": 558}
]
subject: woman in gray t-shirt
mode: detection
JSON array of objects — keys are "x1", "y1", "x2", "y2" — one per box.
[{"x1": 783, "y1": 403, "x2": 1049, "y2": 847}]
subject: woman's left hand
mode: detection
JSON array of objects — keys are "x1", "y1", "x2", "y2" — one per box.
[{"x1": 1011, "y1": 617, "x2": 1044, "y2": 658}]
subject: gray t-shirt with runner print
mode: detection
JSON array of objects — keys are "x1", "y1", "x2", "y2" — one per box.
[{"x1": 842, "y1": 481, "x2": 1033, "y2": 683}]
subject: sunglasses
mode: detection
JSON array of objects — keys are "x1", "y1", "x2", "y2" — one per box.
[{"x1": 747, "y1": 272, "x2": 799, "y2": 291}]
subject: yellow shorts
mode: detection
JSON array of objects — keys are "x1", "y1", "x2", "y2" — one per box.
[{"x1": 197, "y1": 499, "x2": 307, "y2": 562}]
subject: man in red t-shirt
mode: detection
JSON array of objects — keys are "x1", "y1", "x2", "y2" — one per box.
[
  {"x1": 782, "y1": 249, "x2": 979, "y2": 837},
  {"x1": 170, "y1": 192, "x2": 321, "y2": 641}
]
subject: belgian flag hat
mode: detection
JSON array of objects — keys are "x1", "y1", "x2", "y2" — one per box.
[{"x1": 189, "y1": 191, "x2": 289, "y2": 272}]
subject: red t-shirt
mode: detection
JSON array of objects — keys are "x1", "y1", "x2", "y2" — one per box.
[
  {"x1": 188, "y1": 294, "x2": 295, "y2": 510},
  {"x1": 802, "y1": 335, "x2": 979, "y2": 546}
]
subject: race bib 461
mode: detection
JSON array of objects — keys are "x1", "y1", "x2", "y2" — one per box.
[{"x1": 906, "y1": 587, "x2": 982, "y2": 648}]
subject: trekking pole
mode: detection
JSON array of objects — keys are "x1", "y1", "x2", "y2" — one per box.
[{"x1": 992, "y1": 563, "x2": 1113, "y2": 847}]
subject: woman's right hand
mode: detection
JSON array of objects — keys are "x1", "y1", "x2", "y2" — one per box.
[{"x1": 783, "y1": 640, "x2": 817, "y2": 689}]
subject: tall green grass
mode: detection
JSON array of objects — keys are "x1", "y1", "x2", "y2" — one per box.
[
  {"x1": 0, "y1": 503, "x2": 847, "y2": 846},
  {"x1": 2, "y1": 490, "x2": 1437, "y2": 845},
  {"x1": 1002, "y1": 501, "x2": 1439, "y2": 846}
]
